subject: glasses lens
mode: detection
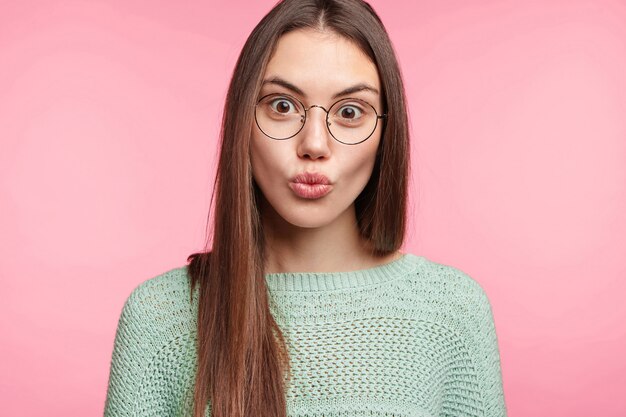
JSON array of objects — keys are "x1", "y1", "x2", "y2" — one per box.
[
  {"x1": 327, "y1": 98, "x2": 378, "y2": 144},
  {"x1": 255, "y1": 94, "x2": 304, "y2": 140}
]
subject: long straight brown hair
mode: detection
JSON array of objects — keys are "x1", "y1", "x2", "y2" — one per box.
[{"x1": 186, "y1": 1, "x2": 410, "y2": 416}]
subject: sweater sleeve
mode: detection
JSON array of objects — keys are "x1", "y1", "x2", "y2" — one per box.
[
  {"x1": 103, "y1": 283, "x2": 156, "y2": 417},
  {"x1": 450, "y1": 273, "x2": 508, "y2": 417}
]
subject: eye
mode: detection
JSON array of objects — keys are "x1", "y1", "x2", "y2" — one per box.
[
  {"x1": 269, "y1": 97, "x2": 298, "y2": 114},
  {"x1": 337, "y1": 104, "x2": 364, "y2": 120}
]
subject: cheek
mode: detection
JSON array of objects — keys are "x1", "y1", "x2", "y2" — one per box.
[
  {"x1": 339, "y1": 140, "x2": 380, "y2": 191},
  {"x1": 250, "y1": 132, "x2": 286, "y2": 185},
  {"x1": 355, "y1": 134, "x2": 381, "y2": 173},
  {"x1": 356, "y1": 149, "x2": 378, "y2": 177},
  {"x1": 250, "y1": 131, "x2": 267, "y2": 170}
]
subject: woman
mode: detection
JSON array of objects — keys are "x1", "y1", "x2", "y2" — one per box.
[{"x1": 104, "y1": 0, "x2": 508, "y2": 416}]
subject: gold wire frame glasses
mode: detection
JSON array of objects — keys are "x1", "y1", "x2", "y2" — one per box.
[{"x1": 254, "y1": 93, "x2": 387, "y2": 145}]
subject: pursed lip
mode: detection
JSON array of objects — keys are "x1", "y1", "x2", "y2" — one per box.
[
  {"x1": 288, "y1": 172, "x2": 333, "y2": 199},
  {"x1": 290, "y1": 172, "x2": 331, "y2": 185}
]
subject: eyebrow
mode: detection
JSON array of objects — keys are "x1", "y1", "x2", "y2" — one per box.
[{"x1": 261, "y1": 76, "x2": 380, "y2": 100}]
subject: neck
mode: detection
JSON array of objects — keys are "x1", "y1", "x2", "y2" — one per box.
[{"x1": 259, "y1": 197, "x2": 400, "y2": 274}]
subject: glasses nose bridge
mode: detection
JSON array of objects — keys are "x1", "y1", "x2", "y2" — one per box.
[
  {"x1": 304, "y1": 104, "x2": 329, "y2": 117},
  {"x1": 303, "y1": 104, "x2": 330, "y2": 130}
]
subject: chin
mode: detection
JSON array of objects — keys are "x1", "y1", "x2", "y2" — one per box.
[{"x1": 277, "y1": 210, "x2": 336, "y2": 229}]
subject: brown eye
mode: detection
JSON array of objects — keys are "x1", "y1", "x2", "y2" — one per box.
[
  {"x1": 271, "y1": 98, "x2": 296, "y2": 114},
  {"x1": 338, "y1": 105, "x2": 363, "y2": 120},
  {"x1": 341, "y1": 107, "x2": 355, "y2": 119}
]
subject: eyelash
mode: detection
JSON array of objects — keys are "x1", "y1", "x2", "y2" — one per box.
[{"x1": 267, "y1": 96, "x2": 367, "y2": 119}]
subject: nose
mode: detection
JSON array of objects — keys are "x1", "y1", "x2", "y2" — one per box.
[{"x1": 297, "y1": 106, "x2": 332, "y2": 159}]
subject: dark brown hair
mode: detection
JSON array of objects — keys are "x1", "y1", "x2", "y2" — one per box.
[{"x1": 186, "y1": 1, "x2": 409, "y2": 416}]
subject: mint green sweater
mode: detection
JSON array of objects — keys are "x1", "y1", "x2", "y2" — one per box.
[{"x1": 104, "y1": 253, "x2": 507, "y2": 416}]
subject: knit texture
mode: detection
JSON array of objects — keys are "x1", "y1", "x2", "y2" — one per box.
[{"x1": 103, "y1": 253, "x2": 507, "y2": 417}]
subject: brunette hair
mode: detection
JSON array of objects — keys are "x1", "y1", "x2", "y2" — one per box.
[{"x1": 186, "y1": 0, "x2": 409, "y2": 416}]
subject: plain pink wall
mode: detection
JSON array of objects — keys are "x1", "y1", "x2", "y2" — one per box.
[{"x1": 1, "y1": 1, "x2": 625, "y2": 416}]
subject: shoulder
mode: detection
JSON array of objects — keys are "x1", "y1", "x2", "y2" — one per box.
[
  {"x1": 123, "y1": 265, "x2": 192, "y2": 312},
  {"x1": 125, "y1": 264, "x2": 192, "y2": 303},
  {"x1": 405, "y1": 254, "x2": 491, "y2": 303},
  {"x1": 115, "y1": 265, "x2": 195, "y2": 343},
  {"x1": 402, "y1": 254, "x2": 496, "y2": 330}
]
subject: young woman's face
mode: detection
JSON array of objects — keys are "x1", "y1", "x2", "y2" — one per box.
[{"x1": 250, "y1": 29, "x2": 383, "y2": 229}]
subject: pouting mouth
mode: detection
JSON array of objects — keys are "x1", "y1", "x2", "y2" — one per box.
[{"x1": 291, "y1": 172, "x2": 331, "y2": 185}]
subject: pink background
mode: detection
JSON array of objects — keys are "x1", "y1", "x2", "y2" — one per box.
[{"x1": 1, "y1": 1, "x2": 625, "y2": 416}]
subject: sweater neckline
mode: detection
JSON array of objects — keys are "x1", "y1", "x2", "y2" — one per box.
[{"x1": 264, "y1": 253, "x2": 423, "y2": 292}]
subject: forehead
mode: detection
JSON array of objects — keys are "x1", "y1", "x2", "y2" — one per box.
[{"x1": 263, "y1": 29, "x2": 381, "y2": 98}]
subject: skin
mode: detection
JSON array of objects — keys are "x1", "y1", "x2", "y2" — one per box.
[{"x1": 250, "y1": 28, "x2": 402, "y2": 274}]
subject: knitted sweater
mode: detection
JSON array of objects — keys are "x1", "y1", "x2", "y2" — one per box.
[{"x1": 103, "y1": 253, "x2": 507, "y2": 417}]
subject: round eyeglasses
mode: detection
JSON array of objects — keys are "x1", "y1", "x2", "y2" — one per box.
[{"x1": 254, "y1": 93, "x2": 387, "y2": 145}]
